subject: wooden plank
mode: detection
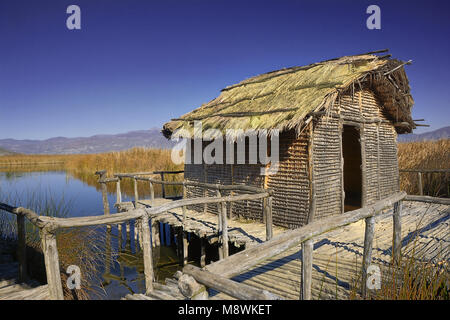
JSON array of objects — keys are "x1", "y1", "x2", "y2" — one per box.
[
  {"x1": 183, "y1": 265, "x2": 282, "y2": 300},
  {"x1": 40, "y1": 230, "x2": 64, "y2": 300},
  {"x1": 405, "y1": 195, "x2": 450, "y2": 205},
  {"x1": 205, "y1": 192, "x2": 406, "y2": 279}
]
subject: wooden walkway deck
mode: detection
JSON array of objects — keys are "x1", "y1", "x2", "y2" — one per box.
[
  {"x1": 0, "y1": 242, "x2": 49, "y2": 300},
  {"x1": 117, "y1": 198, "x2": 286, "y2": 248},
  {"x1": 123, "y1": 200, "x2": 449, "y2": 300},
  {"x1": 210, "y1": 200, "x2": 449, "y2": 300}
]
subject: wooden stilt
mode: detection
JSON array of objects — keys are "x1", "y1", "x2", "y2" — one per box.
[
  {"x1": 183, "y1": 231, "x2": 189, "y2": 266},
  {"x1": 200, "y1": 238, "x2": 206, "y2": 268},
  {"x1": 140, "y1": 217, "x2": 154, "y2": 293}
]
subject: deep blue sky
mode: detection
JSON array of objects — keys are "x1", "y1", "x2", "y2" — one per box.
[{"x1": 0, "y1": 0, "x2": 449, "y2": 140}]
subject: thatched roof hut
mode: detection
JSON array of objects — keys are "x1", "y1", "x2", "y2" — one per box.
[{"x1": 163, "y1": 51, "x2": 415, "y2": 229}]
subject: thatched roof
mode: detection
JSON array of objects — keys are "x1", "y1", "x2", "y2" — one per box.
[{"x1": 163, "y1": 51, "x2": 414, "y2": 139}]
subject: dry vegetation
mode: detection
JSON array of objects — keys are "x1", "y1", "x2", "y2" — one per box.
[
  {"x1": 398, "y1": 139, "x2": 450, "y2": 196},
  {"x1": 0, "y1": 147, "x2": 184, "y2": 197}
]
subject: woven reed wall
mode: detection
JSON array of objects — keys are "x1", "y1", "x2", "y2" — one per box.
[
  {"x1": 267, "y1": 129, "x2": 310, "y2": 228},
  {"x1": 183, "y1": 87, "x2": 399, "y2": 226},
  {"x1": 183, "y1": 139, "x2": 266, "y2": 221},
  {"x1": 311, "y1": 115, "x2": 343, "y2": 220},
  {"x1": 331, "y1": 89, "x2": 399, "y2": 207}
]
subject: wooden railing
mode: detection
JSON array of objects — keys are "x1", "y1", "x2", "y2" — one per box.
[
  {"x1": 178, "y1": 192, "x2": 408, "y2": 300},
  {"x1": 96, "y1": 170, "x2": 274, "y2": 259},
  {"x1": 2, "y1": 190, "x2": 449, "y2": 300},
  {"x1": 0, "y1": 179, "x2": 272, "y2": 300},
  {"x1": 399, "y1": 168, "x2": 450, "y2": 196}
]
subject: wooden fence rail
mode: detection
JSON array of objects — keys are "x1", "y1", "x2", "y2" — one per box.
[
  {"x1": 181, "y1": 192, "x2": 407, "y2": 300},
  {"x1": 0, "y1": 179, "x2": 272, "y2": 299},
  {"x1": 399, "y1": 168, "x2": 450, "y2": 196}
]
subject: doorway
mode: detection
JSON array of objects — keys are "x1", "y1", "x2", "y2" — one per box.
[{"x1": 342, "y1": 125, "x2": 362, "y2": 212}]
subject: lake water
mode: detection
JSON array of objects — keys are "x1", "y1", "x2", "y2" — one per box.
[{"x1": 0, "y1": 168, "x2": 181, "y2": 300}]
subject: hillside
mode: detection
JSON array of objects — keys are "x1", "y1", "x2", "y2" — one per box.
[
  {"x1": 0, "y1": 147, "x2": 17, "y2": 156},
  {"x1": 0, "y1": 129, "x2": 175, "y2": 154},
  {"x1": 398, "y1": 126, "x2": 450, "y2": 142}
]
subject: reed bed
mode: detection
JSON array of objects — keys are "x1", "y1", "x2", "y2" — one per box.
[
  {"x1": 0, "y1": 147, "x2": 184, "y2": 198},
  {"x1": 398, "y1": 139, "x2": 450, "y2": 197},
  {"x1": 0, "y1": 188, "x2": 106, "y2": 300}
]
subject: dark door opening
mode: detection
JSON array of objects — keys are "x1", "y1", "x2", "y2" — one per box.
[{"x1": 342, "y1": 125, "x2": 362, "y2": 212}]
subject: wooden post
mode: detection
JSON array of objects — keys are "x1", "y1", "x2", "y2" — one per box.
[
  {"x1": 149, "y1": 182, "x2": 155, "y2": 204},
  {"x1": 140, "y1": 216, "x2": 154, "y2": 293},
  {"x1": 182, "y1": 183, "x2": 187, "y2": 226},
  {"x1": 360, "y1": 125, "x2": 367, "y2": 208},
  {"x1": 301, "y1": 239, "x2": 313, "y2": 300},
  {"x1": 134, "y1": 220, "x2": 139, "y2": 243},
  {"x1": 203, "y1": 165, "x2": 208, "y2": 213},
  {"x1": 265, "y1": 195, "x2": 273, "y2": 241},
  {"x1": 160, "y1": 172, "x2": 166, "y2": 199},
  {"x1": 182, "y1": 231, "x2": 189, "y2": 266},
  {"x1": 418, "y1": 172, "x2": 423, "y2": 195},
  {"x1": 40, "y1": 230, "x2": 64, "y2": 300},
  {"x1": 361, "y1": 216, "x2": 375, "y2": 298},
  {"x1": 96, "y1": 171, "x2": 110, "y2": 216},
  {"x1": 392, "y1": 201, "x2": 402, "y2": 264},
  {"x1": 116, "y1": 178, "x2": 122, "y2": 204},
  {"x1": 216, "y1": 189, "x2": 223, "y2": 260},
  {"x1": 17, "y1": 214, "x2": 27, "y2": 282},
  {"x1": 200, "y1": 238, "x2": 206, "y2": 268},
  {"x1": 152, "y1": 220, "x2": 160, "y2": 247},
  {"x1": 133, "y1": 177, "x2": 139, "y2": 208},
  {"x1": 221, "y1": 200, "x2": 229, "y2": 259}
]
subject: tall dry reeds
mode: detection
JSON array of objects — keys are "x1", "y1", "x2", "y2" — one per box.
[
  {"x1": 398, "y1": 139, "x2": 450, "y2": 197},
  {"x1": 0, "y1": 189, "x2": 106, "y2": 300}
]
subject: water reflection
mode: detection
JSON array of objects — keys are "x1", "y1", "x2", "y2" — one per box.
[{"x1": 0, "y1": 167, "x2": 182, "y2": 300}]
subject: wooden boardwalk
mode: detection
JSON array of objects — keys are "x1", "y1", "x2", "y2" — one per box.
[
  {"x1": 210, "y1": 200, "x2": 449, "y2": 300},
  {"x1": 123, "y1": 200, "x2": 449, "y2": 300},
  {"x1": 0, "y1": 242, "x2": 49, "y2": 300},
  {"x1": 117, "y1": 198, "x2": 286, "y2": 248}
]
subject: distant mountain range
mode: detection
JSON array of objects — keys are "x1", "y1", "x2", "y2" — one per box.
[
  {"x1": 398, "y1": 126, "x2": 450, "y2": 142},
  {"x1": 0, "y1": 147, "x2": 17, "y2": 156},
  {"x1": 0, "y1": 129, "x2": 175, "y2": 154},
  {"x1": 0, "y1": 126, "x2": 448, "y2": 155}
]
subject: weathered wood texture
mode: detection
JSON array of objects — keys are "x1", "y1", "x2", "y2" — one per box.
[
  {"x1": 210, "y1": 200, "x2": 449, "y2": 300},
  {"x1": 183, "y1": 265, "x2": 281, "y2": 300},
  {"x1": 117, "y1": 198, "x2": 286, "y2": 248},
  {"x1": 40, "y1": 231, "x2": 64, "y2": 300},
  {"x1": 205, "y1": 192, "x2": 405, "y2": 279}
]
